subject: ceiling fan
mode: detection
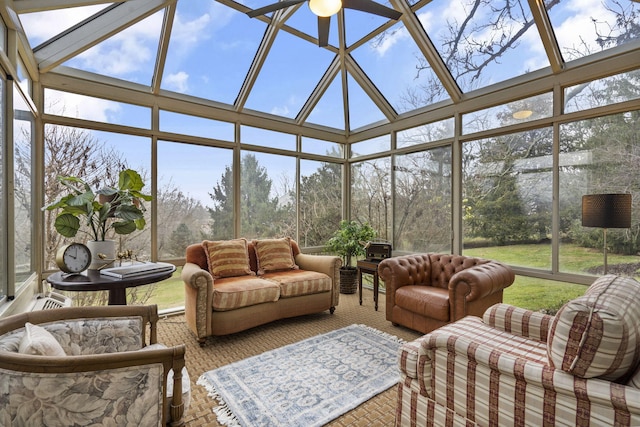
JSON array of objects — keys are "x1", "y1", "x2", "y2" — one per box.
[{"x1": 246, "y1": 0, "x2": 402, "y2": 47}]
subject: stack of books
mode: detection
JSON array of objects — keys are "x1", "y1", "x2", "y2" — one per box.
[{"x1": 100, "y1": 262, "x2": 175, "y2": 279}]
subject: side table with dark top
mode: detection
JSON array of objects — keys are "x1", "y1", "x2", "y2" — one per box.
[
  {"x1": 357, "y1": 259, "x2": 381, "y2": 311},
  {"x1": 46, "y1": 266, "x2": 176, "y2": 305}
]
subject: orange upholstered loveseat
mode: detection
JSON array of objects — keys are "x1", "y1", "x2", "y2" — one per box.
[
  {"x1": 378, "y1": 253, "x2": 514, "y2": 334},
  {"x1": 182, "y1": 237, "x2": 341, "y2": 345}
]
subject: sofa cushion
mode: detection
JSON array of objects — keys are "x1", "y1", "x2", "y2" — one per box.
[
  {"x1": 18, "y1": 322, "x2": 66, "y2": 357},
  {"x1": 547, "y1": 274, "x2": 640, "y2": 381},
  {"x1": 262, "y1": 269, "x2": 332, "y2": 298},
  {"x1": 395, "y1": 286, "x2": 449, "y2": 321},
  {"x1": 253, "y1": 237, "x2": 298, "y2": 275},
  {"x1": 212, "y1": 276, "x2": 280, "y2": 311},
  {"x1": 203, "y1": 238, "x2": 255, "y2": 279}
]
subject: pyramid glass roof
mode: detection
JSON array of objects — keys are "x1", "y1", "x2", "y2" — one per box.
[{"x1": 14, "y1": 0, "x2": 640, "y2": 133}]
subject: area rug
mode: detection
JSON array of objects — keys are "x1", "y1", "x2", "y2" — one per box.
[{"x1": 197, "y1": 324, "x2": 403, "y2": 427}]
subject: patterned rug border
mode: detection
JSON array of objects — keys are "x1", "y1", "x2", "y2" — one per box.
[{"x1": 197, "y1": 324, "x2": 404, "y2": 427}]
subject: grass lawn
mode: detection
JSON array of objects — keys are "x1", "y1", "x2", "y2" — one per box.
[
  {"x1": 147, "y1": 267, "x2": 184, "y2": 310},
  {"x1": 147, "y1": 243, "x2": 637, "y2": 312}
]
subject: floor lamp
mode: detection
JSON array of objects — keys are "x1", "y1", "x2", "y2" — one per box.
[{"x1": 582, "y1": 193, "x2": 632, "y2": 274}]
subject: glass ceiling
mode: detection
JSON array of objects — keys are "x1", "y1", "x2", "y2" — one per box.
[{"x1": 15, "y1": 0, "x2": 640, "y2": 132}]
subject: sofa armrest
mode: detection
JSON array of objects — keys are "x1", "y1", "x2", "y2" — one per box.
[
  {"x1": 447, "y1": 261, "x2": 514, "y2": 320},
  {"x1": 483, "y1": 303, "x2": 553, "y2": 342},
  {"x1": 449, "y1": 261, "x2": 515, "y2": 301},
  {"x1": 295, "y1": 253, "x2": 342, "y2": 306},
  {"x1": 182, "y1": 262, "x2": 214, "y2": 342}
]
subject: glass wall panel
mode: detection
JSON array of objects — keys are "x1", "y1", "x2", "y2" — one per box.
[
  {"x1": 245, "y1": 30, "x2": 334, "y2": 119},
  {"x1": 43, "y1": 125, "x2": 151, "y2": 270},
  {"x1": 564, "y1": 70, "x2": 640, "y2": 113},
  {"x1": 239, "y1": 151, "x2": 296, "y2": 239},
  {"x1": 397, "y1": 118, "x2": 454, "y2": 149},
  {"x1": 350, "y1": 19, "x2": 449, "y2": 113},
  {"x1": 301, "y1": 137, "x2": 343, "y2": 157},
  {"x1": 14, "y1": 89, "x2": 34, "y2": 285},
  {"x1": 417, "y1": 0, "x2": 550, "y2": 94},
  {"x1": 394, "y1": 147, "x2": 452, "y2": 253},
  {"x1": 299, "y1": 159, "x2": 342, "y2": 247},
  {"x1": 546, "y1": 0, "x2": 640, "y2": 62},
  {"x1": 462, "y1": 128, "x2": 553, "y2": 269},
  {"x1": 17, "y1": 57, "x2": 31, "y2": 97},
  {"x1": 157, "y1": 141, "x2": 231, "y2": 257},
  {"x1": 559, "y1": 110, "x2": 640, "y2": 277},
  {"x1": 351, "y1": 135, "x2": 390, "y2": 158},
  {"x1": 44, "y1": 89, "x2": 151, "y2": 129},
  {"x1": 462, "y1": 93, "x2": 553, "y2": 134},
  {"x1": 351, "y1": 157, "x2": 391, "y2": 245},
  {"x1": 159, "y1": 111, "x2": 234, "y2": 141},
  {"x1": 160, "y1": 1, "x2": 263, "y2": 105},
  {"x1": 240, "y1": 126, "x2": 296, "y2": 151}
]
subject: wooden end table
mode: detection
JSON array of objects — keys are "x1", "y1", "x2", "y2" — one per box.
[
  {"x1": 46, "y1": 266, "x2": 176, "y2": 305},
  {"x1": 357, "y1": 259, "x2": 381, "y2": 311}
]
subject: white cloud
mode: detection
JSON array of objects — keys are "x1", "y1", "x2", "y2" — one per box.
[
  {"x1": 270, "y1": 105, "x2": 291, "y2": 116},
  {"x1": 372, "y1": 26, "x2": 409, "y2": 57},
  {"x1": 71, "y1": 11, "x2": 163, "y2": 76},
  {"x1": 165, "y1": 71, "x2": 190, "y2": 93},
  {"x1": 46, "y1": 89, "x2": 121, "y2": 123},
  {"x1": 171, "y1": 11, "x2": 211, "y2": 48},
  {"x1": 552, "y1": 0, "x2": 616, "y2": 57}
]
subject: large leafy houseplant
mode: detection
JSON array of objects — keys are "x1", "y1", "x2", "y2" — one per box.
[
  {"x1": 326, "y1": 220, "x2": 377, "y2": 270},
  {"x1": 43, "y1": 169, "x2": 152, "y2": 241}
]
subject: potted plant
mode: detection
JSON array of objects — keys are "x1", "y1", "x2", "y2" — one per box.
[
  {"x1": 43, "y1": 169, "x2": 152, "y2": 269},
  {"x1": 326, "y1": 220, "x2": 377, "y2": 294}
]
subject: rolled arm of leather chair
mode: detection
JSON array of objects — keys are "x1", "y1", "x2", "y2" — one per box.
[
  {"x1": 448, "y1": 261, "x2": 515, "y2": 319},
  {"x1": 181, "y1": 262, "x2": 214, "y2": 344},
  {"x1": 449, "y1": 261, "x2": 514, "y2": 300}
]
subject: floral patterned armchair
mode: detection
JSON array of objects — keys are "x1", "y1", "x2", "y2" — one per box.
[{"x1": 0, "y1": 304, "x2": 187, "y2": 426}]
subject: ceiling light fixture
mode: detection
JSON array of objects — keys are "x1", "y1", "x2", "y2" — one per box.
[
  {"x1": 512, "y1": 109, "x2": 533, "y2": 120},
  {"x1": 308, "y1": 0, "x2": 342, "y2": 17},
  {"x1": 247, "y1": 0, "x2": 401, "y2": 47}
]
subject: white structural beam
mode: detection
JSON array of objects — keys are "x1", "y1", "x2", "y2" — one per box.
[
  {"x1": 14, "y1": 0, "x2": 130, "y2": 13},
  {"x1": 151, "y1": 1, "x2": 176, "y2": 94},
  {"x1": 33, "y1": 0, "x2": 173, "y2": 73},
  {"x1": 528, "y1": 0, "x2": 564, "y2": 73}
]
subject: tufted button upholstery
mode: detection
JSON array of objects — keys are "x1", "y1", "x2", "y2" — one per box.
[{"x1": 378, "y1": 253, "x2": 514, "y2": 334}]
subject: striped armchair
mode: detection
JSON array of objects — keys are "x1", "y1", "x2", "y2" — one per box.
[{"x1": 396, "y1": 275, "x2": 640, "y2": 426}]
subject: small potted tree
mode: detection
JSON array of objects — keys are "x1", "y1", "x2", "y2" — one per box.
[
  {"x1": 43, "y1": 169, "x2": 152, "y2": 269},
  {"x1": 326, "y1": 220, "x2": 377, "y2": 294}
]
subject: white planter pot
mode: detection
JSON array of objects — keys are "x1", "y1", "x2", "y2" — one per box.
[{"x1": 87, "y1": 240, "x2": 116, "y2": 270}]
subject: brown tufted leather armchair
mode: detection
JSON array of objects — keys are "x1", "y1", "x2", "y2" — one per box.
[{"x1": 378, "y1": 253, "x2": 515, "y2": 334}]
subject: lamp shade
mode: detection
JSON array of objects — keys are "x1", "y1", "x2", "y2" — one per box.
[
  {"x1": 308, "y1": 0, "x2": 341, "y2": 17},
  {"x1": 582, "y1": 193, "x2": 632, "y2": 228}
]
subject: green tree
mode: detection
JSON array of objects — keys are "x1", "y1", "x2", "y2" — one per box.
[
  {"x1": 208, "y1": 153, "x2": 294, "y2": 239},
  {"x1": 168, "y1": 223, "x2": 195, "y2": 257},
  {"x1": 298, "y1": 161, "x2": 342, "y2": 246}
]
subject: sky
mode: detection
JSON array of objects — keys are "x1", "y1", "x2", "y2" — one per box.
[{"x1": 16, "y1": 0, "x2": 640, "y2": 205}]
